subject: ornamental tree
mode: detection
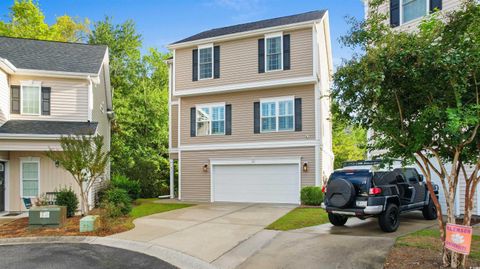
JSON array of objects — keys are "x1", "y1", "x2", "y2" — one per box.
[
  {"x1": 334, "y1": 1, "x2": 480, "y2": 267},
  {"x1": 46, "y1": 135, "x2": 109, "y2": 215}
]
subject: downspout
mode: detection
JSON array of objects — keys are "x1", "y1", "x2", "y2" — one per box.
[{"x1": 87, "y1": 76, "x2": 93, "y2": 122}]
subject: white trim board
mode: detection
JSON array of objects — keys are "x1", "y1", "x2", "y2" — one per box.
[
  {"x1": 173, "y1": 76, "x2": 317, "y2": 97},
  {"x1": 179, "y1": 139, "x2": 319, "y2": 151}
]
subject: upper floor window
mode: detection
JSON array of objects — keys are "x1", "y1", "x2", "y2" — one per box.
[
  {"x1": 260, "y1": 97, "x2": 294, "y2": 132},
  {"x1": 401, "y1": 0, "x2": 428, "y2": 24},
  {"x1": 265, "y1": 34, "x2": 283, "y2": 72},
  {"x1": 198, "y1": 45, "x2": 213, "y2": 80},
  {"x1": 21, "y1": 85, "x2": 41, "y2": 115},
  {"x1": 196, "y1": 103, "x2": 225, "y2": 136}
]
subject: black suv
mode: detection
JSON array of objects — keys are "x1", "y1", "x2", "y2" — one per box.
[{"x1": 322, "y1": 161, "x2": 439, "y2": 232}]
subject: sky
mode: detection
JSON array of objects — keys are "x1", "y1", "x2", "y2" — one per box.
[{"x1": 0, "y1": 0, "x2": 365, "y2": 66}]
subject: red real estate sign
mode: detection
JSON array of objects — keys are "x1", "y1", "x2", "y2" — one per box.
[{"x1": 445, "y1": 223, "x2": 473, "y2": 255}]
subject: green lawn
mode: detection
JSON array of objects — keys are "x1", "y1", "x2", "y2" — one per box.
[
  {"x1": 130, "y1": 198, "x2": 194, "y2": 219},
  {"x1": 396, "y1": 228, "x2": 480, "y2": 261},
  {"x1": 266, "y1": 207, "x2": 329, "y2": 231}
]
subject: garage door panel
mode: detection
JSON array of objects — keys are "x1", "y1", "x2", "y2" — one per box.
[{"x1": 212, "y1": 164, "x2": 300, "y2": 204}]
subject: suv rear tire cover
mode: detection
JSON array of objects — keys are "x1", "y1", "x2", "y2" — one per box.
[{"x1": 326, "y1": 178, "x2": 356, "y2": 208}]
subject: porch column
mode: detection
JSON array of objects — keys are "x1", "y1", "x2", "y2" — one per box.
[{"x1": 169, "y1": 159, "x2": 175, "y2": 199}]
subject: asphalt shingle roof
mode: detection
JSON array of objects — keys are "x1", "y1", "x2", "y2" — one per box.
[
  {"x1": 172, "y1": 10, "x2": 326, "y2": 45},
  {"x1": 0, "y1": 36, "x2": 107, "y2": 74},
  {"x1": 0, "y1": 120, "x2": 98, "y2": 136}
]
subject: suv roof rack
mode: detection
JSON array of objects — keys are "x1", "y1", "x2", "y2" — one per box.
[{"x1": 342, "y1": 160, "x2": 383, "y2": 168}]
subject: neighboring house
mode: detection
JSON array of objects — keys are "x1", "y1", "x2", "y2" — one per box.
[
  {"x1": 364, "y1": 0, "x2": 480, "y2": 216},
  {"x1": 0, "y1": 36, "x2": 113, "y2": 213},
  {"x1": 166, "y1": 11, "x2": 334, "y2": 204}
]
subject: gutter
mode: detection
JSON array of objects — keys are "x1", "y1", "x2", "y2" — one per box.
[{"x1": 0, "y1": 134, "x2": 62, "y2": 140}]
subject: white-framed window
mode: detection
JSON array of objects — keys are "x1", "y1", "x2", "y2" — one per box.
[
  {"x1": 401, "y1": 0, "x2": 429, "y2": 24},
  {"x1": 198, "y1": 44, "x2": 213, "y2": 80},
  {"x1": 196, "y1": 103, "x2": 225, "y2": 136},
  {"x1": 20, "y1": 158, "x2": 40, "y2": 198},
  {"x1": 21, "y1": 84, "x2": 41, "y2": 115},
  {"x1": 260, "y1": 96, "x2": 294, "y2": 133},
  {"x1": 265, "y1": 33, "x2": 283, "y2": 72}
]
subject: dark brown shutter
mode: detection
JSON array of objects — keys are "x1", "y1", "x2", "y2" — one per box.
[
  {"x1": 190, "y1": 107, "x2": 196, "y2": 137},
  {"x1": 254, "y1": 102, "x2": 260, "y2": 134},
  {"x1": 11, "y1": 85, "x2": 20, "y2": 114},
  {"x1": 283, "y1": 34, "x2": 290, "y2": 70},
  {"x1": 390, "y1": 0, "x2": 400, "y2": 27},
  {"x1": 225, "y1": 104, "x2": 231, "y2": 135},
  {"x1": 430, "y1": 0, "x2": 442, "y2": 12},
  {"x1": 294, "y1": 98, "x2": 302, "y2": 132},
  {"x1": 41, "y1": 87, "x2": 51, "y2": 115},
  {"x1": 258, "y1": 39, "x2": 265, "y2": 73},
  {"x1": 192, "y1": 49, "x2": 198, "y2": 81},
  {"x1": 214, "y1": 46, "x2": 220, "y2": 79}
]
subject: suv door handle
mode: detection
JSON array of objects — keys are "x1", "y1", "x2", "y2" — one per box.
[{"x1": 408, "y1": 186, "x2": 414, "y2": 189}]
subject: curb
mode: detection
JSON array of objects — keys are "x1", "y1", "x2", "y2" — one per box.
[{"x1": 0, "y1": 236, "x2": 216, "y2": 269}]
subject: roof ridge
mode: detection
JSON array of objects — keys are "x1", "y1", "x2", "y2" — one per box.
[{"x1": 0, "y1": 35, "x2": 107, "y2": 48}]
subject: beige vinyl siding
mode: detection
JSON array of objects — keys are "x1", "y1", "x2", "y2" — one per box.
[
  {"x1": 0, "y1": 151, "x2": 8, "y2": 160},
  {"x1": 9, "y1": 75, "x2": 88, "y2": 122},
  {"x1": 180, "y1": 146, "x2": 316, "y2": 202},
  {"x1": 373, "y1": 0, "x2": 463, "y2": 32},
  {"x1": 0, "y1": 139, "x2": 62, "y2": 151},
  {"x1": 0, "y1": 70, "x2": 9, "y2": 124},
  {"x1": 169, "y1": 152, "x2": 178, "y2": 160},
  {"x1": 174, "y1": 28, "x2": 313, "y2": 92},
  {"x1": 180, "y1": 85, "x2": 315, "y2": 145},
  {"x1": 8, "y1": 151, "x2": 81, "y2": 211},
  {"x1": 171, "y1": 104, "x2": 179, "y2": 149}
]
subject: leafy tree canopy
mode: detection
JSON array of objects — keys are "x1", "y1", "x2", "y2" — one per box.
[{"x1": 0, "y1": 0, "x2": 88, "y2": 42}]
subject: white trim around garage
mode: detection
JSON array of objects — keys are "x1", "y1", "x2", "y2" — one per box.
[{"x1": 210, "y1": 157, "x2": 302, "y2": 204}]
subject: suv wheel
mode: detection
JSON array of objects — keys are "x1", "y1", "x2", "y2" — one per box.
[
  {"x1": 328, "y1": 213, "x2": 348, "y2": 226},
  {"x1": 422, "y1": 199, "x2": 438, "y2": 220},
  {"x1": 378, "y1": 203, "x2": 400, "y2": 232}
]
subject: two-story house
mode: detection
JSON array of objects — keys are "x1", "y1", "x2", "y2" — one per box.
[
  {"x1": 166, "y1": 11, "x2": 334, "y2": 204},
  {"x1": 364, "y1": 0, "x2": 479, "y2": 216},
  {"x1": 0, "y1": 36, "x2": 112, "y2": 213}
]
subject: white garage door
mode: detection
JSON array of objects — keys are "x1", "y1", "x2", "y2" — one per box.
[{"x1": 212, "y1": 164, "x2": 300, "y2": 204}]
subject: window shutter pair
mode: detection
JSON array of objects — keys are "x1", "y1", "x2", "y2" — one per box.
[
  {"x1": 192, "y1": 46, "x2": 220, "y2": 81},
  {"x1": 190, "y1": 104, "x2": 231, "y2": 137},
  {"x1": 390, "y1": 0, "x2": 442, "y2": 27},
  {"x1": 258, "y1": 34, "x2": 291, "y2": 73},
  {"x1": 253, "y1": 98, "x2": 302, "y2": 134},
  {"x1": 10, "y1": 86, "x2": 50, "y2": 115}
]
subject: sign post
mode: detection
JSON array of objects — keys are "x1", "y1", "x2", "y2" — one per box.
[{"x1": 445, "y1": 223, "x2": 473, "y2": 255}]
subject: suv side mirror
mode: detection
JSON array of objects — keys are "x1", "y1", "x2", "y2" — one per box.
[{"x1": 419, "y1": 175, "x2": 424, "y2": 182}]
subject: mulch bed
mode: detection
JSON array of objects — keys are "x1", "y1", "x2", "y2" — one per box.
[
  {"x1": 0, "y1": 215, "x2": 133, "y2": 239},
  {"x1": 385, "y1": 246, "x2": 480, "y2": 269}
]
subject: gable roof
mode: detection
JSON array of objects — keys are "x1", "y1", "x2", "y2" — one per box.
[
  {"x1": 0, "y1": 120, "x2": 98, "y2": 136},
  {"x1": 0, "y1": 36, "x2": 107, "y2": 74},
  {"x1": 171, "y1": 10, "x2": 327, "y2": 45}
]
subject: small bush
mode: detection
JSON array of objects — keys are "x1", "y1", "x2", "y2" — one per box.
[
  {"x1": 300, "y1": 186, "x2": 324, "y2": 206},
  {"x1": 111, "y1": 174, "x2": 141, "y2": 200},
  {"x1": 56, "y1": 187, "x2": 79, "y2": 217},
  {"x1": 102, "y1": 188, "x2": 132, "y2": 216}
]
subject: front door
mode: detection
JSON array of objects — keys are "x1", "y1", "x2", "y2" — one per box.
[{"x1": 0, "y1": 162, "x2": 5, "y2": 212}]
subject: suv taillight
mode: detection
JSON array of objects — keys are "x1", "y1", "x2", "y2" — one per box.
[
  {"x1": 321, "y1": 186, "x2": 326, "y2": 193},
  {"x1": 369, "y1": 187, "x2": 382, "y2": 195}
]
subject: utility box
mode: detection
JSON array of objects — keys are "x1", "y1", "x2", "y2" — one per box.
[
  {"x1": 28, "y1": 206, "x2": 67, "y2": 229},
  {"x1": 80, "y1": 215, "x2": 99, "y2": 232}
]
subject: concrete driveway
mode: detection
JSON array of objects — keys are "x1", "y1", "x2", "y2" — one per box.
[
  {"x1": 236, "y1": 212, "x2": 436, "y2": 269},
  {"x1": 111, "y1": 203, "x2": 295, "y2": 263}
]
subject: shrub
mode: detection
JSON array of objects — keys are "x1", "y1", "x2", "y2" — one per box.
[
  {"x1": 111, "y1": 174, "x2": 141, "y2": 200},
  {"x1": 56, "y1": 187, "x2": 79, "y2": 217},
  {"x1": 102, "y1": 188, "x2": 132, "y2": 216},
  {"x1": 300, "y1": 186, "x2": 324, "y2": 206}
]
